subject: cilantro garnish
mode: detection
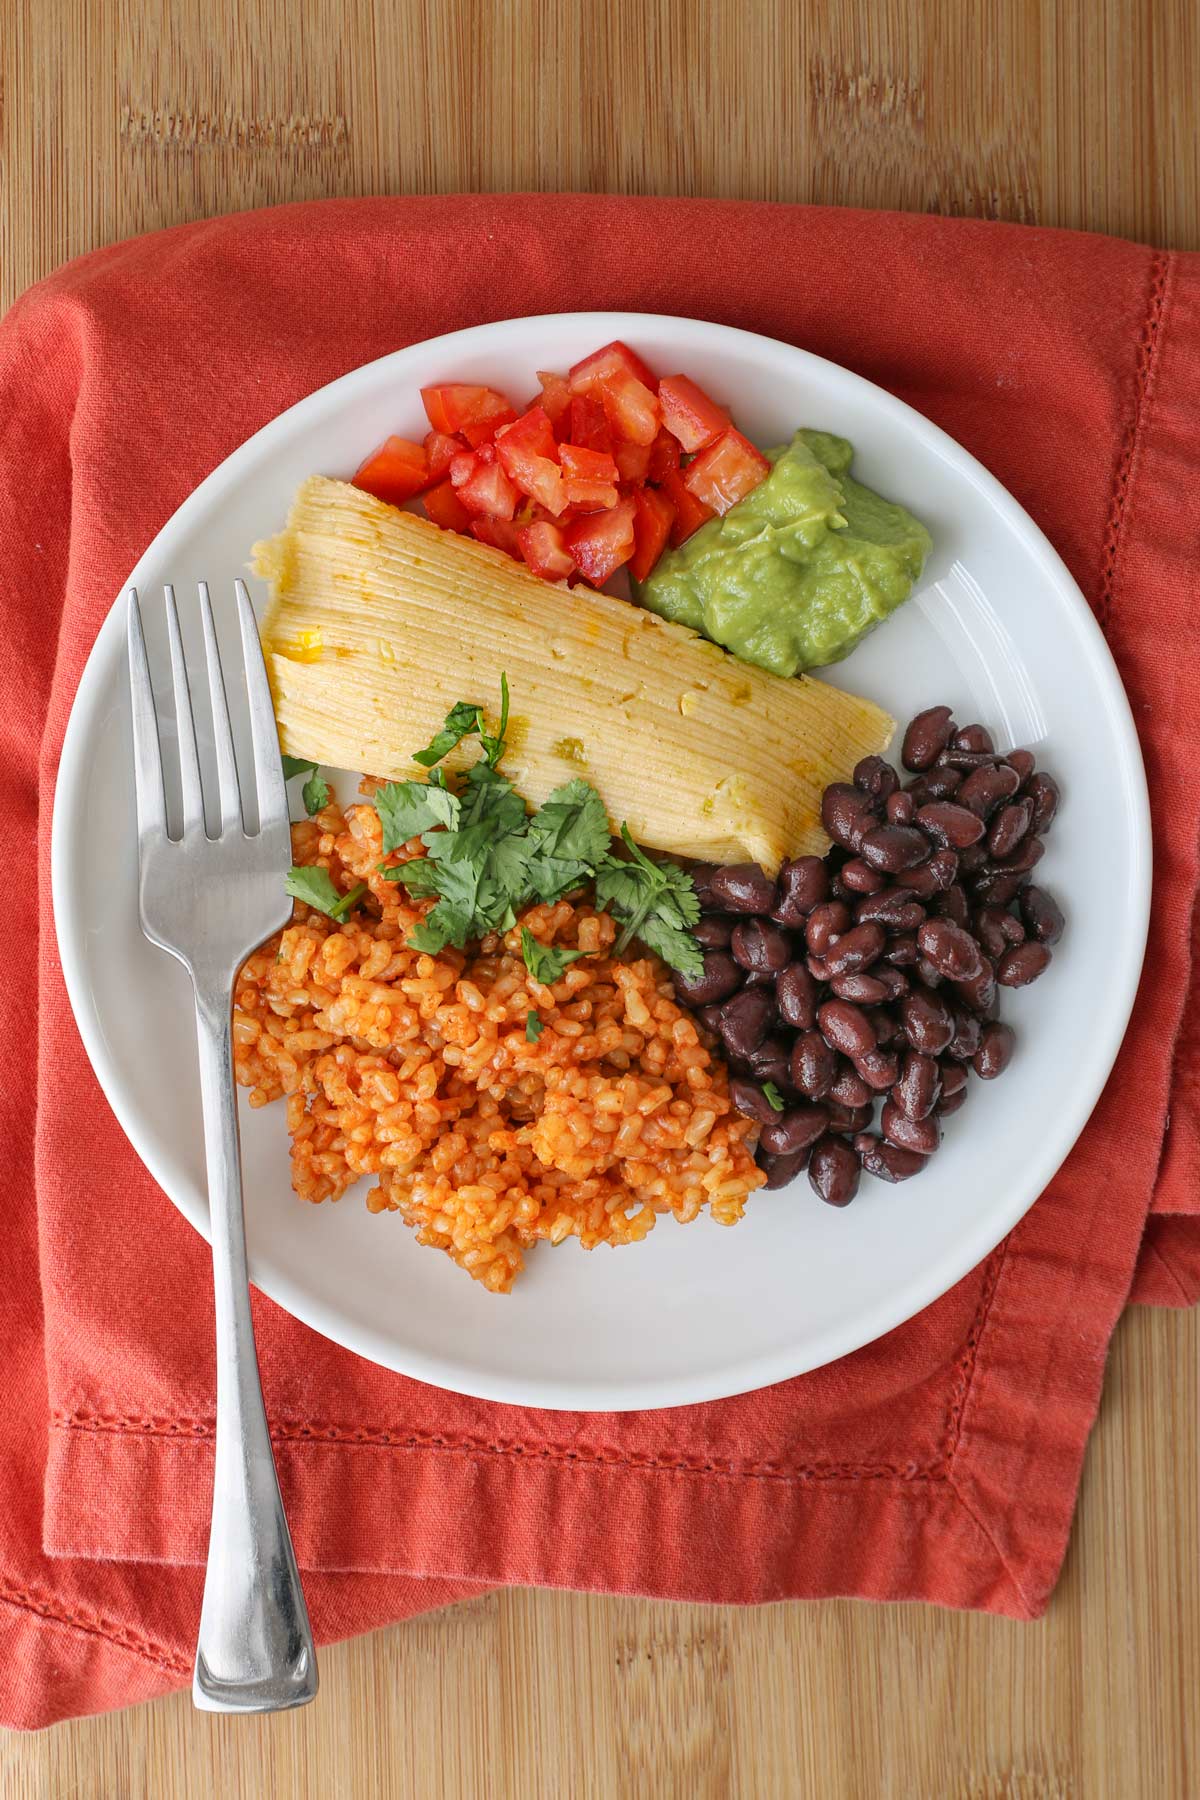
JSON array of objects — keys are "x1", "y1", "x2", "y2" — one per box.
[
  {"x1": 374, "y1": 779, "x2": 461, "y2": 851},
  {"x1": 520, "y1": 928, "x2": 588, "y2": 986},
  {"x1": 593, "y1": 827, "x2": 704, "y2": 978},
  {"x1": 281, "y1": 755, "x2": 330, "y2": 817},
  {"x1": 762, "y1": 1082, "x2": 786, "y2": 1113},
  {"x1": 525, "y1": 1010, "x2": 543, "y2": 1043},
  {"x1": 285, "y1": 866, "x2": 367, "y2": 921}
]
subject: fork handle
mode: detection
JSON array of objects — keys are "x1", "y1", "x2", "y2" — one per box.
[{"x1": 190, "y1": 982, "x2": 318, "y2": 1713}]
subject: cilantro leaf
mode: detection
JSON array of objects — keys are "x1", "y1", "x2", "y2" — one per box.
[
  {"x1": 593, "y1": 828, "x2": 702, "y2": 975},
  {"x1": 635, "y1": 911, "x2": 705, "y2": 979},
  {"x1": 384, "y1": 856, "x2": 442, "y2": 896},
  {"x1": 525, "y1": 1010, "x2": 543, "y2": 1043},
  {"x1": 374, "y1": 779, "x2": 461, "y2": 851},
  {"x1": 285, "y1": 866, "x2": 366, "y2": 920},
  {"x1": 412, "y1": 700, "x2": 485, "y2": 768},
  {"x1": 480, "y1": 670, "x2": 510, "y2": 769},
  {"x1": 408, "y1": 898, "x2": 474, "y2": 953},
  {"x1": 281, "y1": 754, "x2": 319, "y2": 780},
  {"x1": 762, "y1": 1081, "x2": 786, "y2": 1113},
  {"x1": 301, "y1": 771, "x2": 331, "y2": 816},
  {"x1": 521, "y1": 928, "x2": 588, "y2": 986},
  {"x1": 526, "y1": 779, "x2": 612, "y2": 867}
]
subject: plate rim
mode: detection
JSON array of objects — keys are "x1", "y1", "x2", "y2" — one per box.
[{"x1": 50, "y1": 310, "x2": 1153, "y2": 1410}]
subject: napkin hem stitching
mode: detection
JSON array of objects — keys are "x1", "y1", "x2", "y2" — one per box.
[
  {"x1": 1096, "y1": 248, "x2": 1171, "y2": 628},
  {"x1": 0, "y1": 1578, "x2": 190, "y2": 1678}
]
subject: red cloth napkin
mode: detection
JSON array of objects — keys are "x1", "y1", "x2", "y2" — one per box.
[{"x1": 3, "y1": 196, "x2": 1198, "y2": 1731}]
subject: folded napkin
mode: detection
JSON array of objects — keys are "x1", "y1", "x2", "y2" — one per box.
[{"x1": 3, "y1": 196, "x2": 1198, "y2": 1730}]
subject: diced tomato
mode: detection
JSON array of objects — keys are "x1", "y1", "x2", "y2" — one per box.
[
  {"x1": 469, "y1": 517, "x2": 523, "y2": 555},
  {"x1": 659, "y1": 468, "x2": 717, "y2": 545},
  {"x1": 598, "y1": 369, "x2": 661, "y2": 447},
  {"x1": 682, "y1": 428, "x2": 771, "y2": 516},
  {"x1": 536, "y1": 370, "x2": 574, "y2": 433},
  {"x1": 630, "y1": 486, "x2": 676, "y2": 581},
  {"x1": 568, "y1": 393, "x2": 612, "y2": 453},
  {"x1": 420, "y1": 384, "x2": 517, "y2": 447},
  {"x1": 657, "y1": 374, "x2": 731, "y2": 453},
  {"x1": 422, "y1": 479, "x2": 472, "y2": 533},
  {"x1": 648, "y1": 430, "x2": 681, "y2": 482},
  {"x1": 568, "y1": 340, "x2": 658, "y2": 396},
  {"x1": 559, "y1": 443, "x2": 619, "y2": 482},
  {"x1": 424, "y1": 430, "x2": 464, "y2": 481},
  {"x1": 351, "y1": 436, "x2": 431, "y2": 505},
  {"x1": 454, "y1": 457, "x2": 521, "y2": 521},
  {"x1": 565, "y1": 496, "x2": 637, "y2": 584},
  {"x1": 496, "y1": 405, "x2": 559, "y2": 463},
  {"x1": 564, "y1": 479, "x2": 619, "y2": 512},
  {"x1": 613, "y1": 439, "x2": 653, "y2": 483},
  {"x1": 518, "y1": 520, "x2": 576, "y2": 580}
]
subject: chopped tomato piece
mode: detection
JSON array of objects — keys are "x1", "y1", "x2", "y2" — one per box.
[
  {"x1": 420, "y1": 383, "x2": 517, "y2": 447},
  {"x1": 568, "y1": 393, "x2": 612, "y2": 453},
  {"x1": 565, "y1": 496, "x2": 637, "y2": 584},
  {"x1": 352, "y1": 436, "x2": 431, "y2": 505},
  {"x1": 563, "y1": 478, "x2": 619, "y2": 512},
  {"x1": 659, "y1": 468, "x2": 717, "y2": 545},
  {"x1": 422, "y1": 479, "x2": 472, "y2": 533},
  {"x1": 568, "y1": 340, "x2": 658, "y2": 396},
  {"x1": 598, "y1": 369, "x2": 661, "y2": 447},
  {"x1": 424, "y1": 430, "x2": 464, "y2": 481},
  {"x1": 454, "y1": 456, "x2": 521, "y2": 521},
  {"x1": 518, "y1": 520, "x2": 576, "y2": 580},
  {"x1": 536, "y1": 370, "x2": 573, "y2": 433},
  {"x1": 630, "y1": 486, "x2": 676, "y2": 581},
  {"x1": 469, "y1": 516, "x2": 522, "y2": 555},
  {"x1": 496, "y1": 405, "x2": 559, "y2": 463},
  {"x1": 613, "y1": 439, "x2": 653, "y2": 483},
  {"x1": 494, "y1": 406, "x2": 569, "y2": 515},
  {"x1": 559, "y1": 443, "x2": 619, "y2": 482},
  {"x1": 657, "y1": 374, "x2": 731, "y2": 453},
  {"x1": 648, "y1": 430, "x2": 681, "y2": 482},
  {"x1": 682, "y1": 428, "x2": 771, "y2": 516}
]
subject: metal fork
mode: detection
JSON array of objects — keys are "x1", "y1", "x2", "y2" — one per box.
[{"x1": 128, "y1": 580, "x2": 318, "y2": 1714}]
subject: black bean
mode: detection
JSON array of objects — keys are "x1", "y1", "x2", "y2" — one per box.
[
  {"x1": 957, "y1": 763, "x2": 1021, "y2": 820},
  {"x1": 987, "y1": 797, "x2": 1034, "y2": 860},
  {"x1": 952, "y1": 723, "x2": 995, "y2": 754},
  {"x1": 923, "y1": 766, "x2": 964, "y2": 801},
  {"x1": 950, "y1": 966, "x2": 998, "y2": 1017},
  {"x1": 933, "y1": 883, "x2": 971, "y2": 930},
  {"x1": 830, "y1": 1065, "x2": 874, "y2": 1108},
  {"x1": 688, "y1": 863, "x2": 722, "y2": 912},
  {"x1": 730, "y1": 1078, "x2": 782, "y2": 1125},
  {"x1": 853, "y1": 1045, "x2": 901, "y2": 1090},
  {"x1": 758, "y1": 1147, "x2": 811, "y2": 1189},
  {"x1": 917, "y1": 918, "x2": 986, "y2": 982},
  {"x1": 900, "y1": 987, "x2": 955, "y2": 1055},
  {"x1": 886, "y1": 791, "x2": 916, "y2": 826},
  {"x1": 821, "y1": 783, "x2": 878, "y2": 852},
  {"x1": 696, "y1": 1004, "x2": 724, "y2": 1036},
  {"x1": 840, "y1": 857, "x2": 887, "y2": 895},
  {"x1": 938, "y1": 1060, "x2": 968, "y2": 1099},
  {"x1": 718, "y1": 987, "x2": 775, "y2": 1058},
  {"x1": 855, "y1": 888, "x2": 926, "y2": 931},
  {"x1": 807, "y1": 954, "x2": 833, "y2": 982},
  {"x1": 760, "y1": 1104, "x2": 831, "y2": 1157},
  {"x1": 970, "y1": 868, "x2": 1031, "y2": 906},
  {"x1": 809, "y1": 1136, "x2": 861, "y2": 1207},
  {"x1": 936, "y1": 1088, "x2": 968, "y2": 1118},
  {"x1": 827, "y1": 1101, "x2": 874, "y2": 1135},
  {"x1": 692, "y1": 915, "x2": 735, "y2": 950},
  {"x1": 904, "y1": 776, "x2": 931, "y2": 807},
  {"x1": 806, "y1": 901, "x2": 851, "y2": 957},
  {"x1": 956, "y1": 843, "x2": 988, "y2": 877},
  {"x1": 974, "y1": 1021, "x2": 1016, "y2": 1079},
  {"x1": 818, "y1": 999, "x2": 877, "y2": 1060},
  {"x1": 731, "y1": 917, "x2": 792, "y2": 974},
  {"x1": 853, "y1": 755, "x2": 899, "y2": 802},
  {"x1": 1027, "y1": 772, "x2": 1060, "y2": 833},
  {"x1": 916, "y1": 956, "x2": 944, "y2": 989},
  {"x1": 746, "y1": 1037, "x2": 794, "y2": 1090},
  {"x1": 916, "y1": 802, "x2": 986, "y2": 849},
  {"x1": 772, "y1": 855, "x2": 830, "y2": 925},
  {"x1": 885, "y1": 933, "x2": 919, "y2": 967},
  {"x1": 902, "y1": 705, "x2": 956, "y2": 771},
  {"x1": 1019, "y1": 885, "x2": 1065, "y2": 945},
  {"x1": 674, "y1": 950, "x2": 743, "y2": 1007},
  {"x1": 993, "y1": 834, "x2": 1045, "y2": 875},
  {"x1": 790, "y1": 1030, "x2": 838, "y2": 1100},
  {"x1": 975, "y1": 905, "x2": 1024, "y2": 960},
  {"x1": 860, "y1": 825, "x2": 930, "y2": 873},
  {"x1": 892, "y1": 1051, "x2": 941, "y2": 1121},
  {"x1": 937, "y1": 748, "x2": 999, "y2": 772},
  {"x1": 881, "y1": 1100, "x2": 940, "y2": 1156},
  {"x1": 873, "y1": 965, "x2": 910, "y2": 1001},
  {"x1": 996, "y1": 942, "x2": 1052, "y2": 987},
  {"x1": 904, "y1": 848, "x2": 959, "y2": 896},
  {"x1": 709, "y1": 862, "x2": 779, "y2": 915},
  {"x1": 945, "y1": 1003, "x2": 982, "y2": 1061},
  {"x1": 854, "y1": 1133, "x2": 927, "y2": 1182},
  {"x1": 777, "y1": 961, "x2": 819, "y2": 1030},
  {"x1": 830, "y1": 971, "x2": 889, "y2": 1003},
  {"x1": 823, "y1": 921, "x2": 887, "y2": 978},
  {"x1": 866, "y1": 1006, "x2": 902, "y2": 1047}
]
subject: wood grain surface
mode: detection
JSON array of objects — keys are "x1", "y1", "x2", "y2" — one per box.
[{"x1": 2, "y1": 1, "x2": 1197, "y2": 1794}]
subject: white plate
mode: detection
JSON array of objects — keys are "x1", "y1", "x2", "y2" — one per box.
[{"x1": 51, "y1": 312, "x2": 1151, "y2": 1411}]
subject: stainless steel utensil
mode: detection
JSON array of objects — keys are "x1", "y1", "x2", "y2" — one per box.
[{"x1": 127, "y1": 580, "x2": 317, "y2": 1713}]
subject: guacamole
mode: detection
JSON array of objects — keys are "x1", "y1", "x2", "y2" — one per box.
[{"x1": 634, "y1": 429, "x2": 932, "y2": 677}]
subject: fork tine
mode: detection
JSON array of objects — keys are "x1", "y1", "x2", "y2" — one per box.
[
  {"x1": 198, "y1": 581, "x2": 243, "y2": 836},
  {"x1": 164, "y1": 584, "x2": 206, "y2": 838},
  {"x1": 234, "y1": 579, "x2": 290, "y2": 853},
  {"x1": 127, "y1": 589, "x2": 169, "y2": 845}
]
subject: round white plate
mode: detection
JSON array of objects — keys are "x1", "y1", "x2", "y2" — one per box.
[{"x1": 52, "y1": 312, "x2": 1151, "y2": 1411}]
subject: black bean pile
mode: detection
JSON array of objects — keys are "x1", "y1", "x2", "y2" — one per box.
[{"x1": 676, "y1": 706, "x2": 1065, "y2": 1208}]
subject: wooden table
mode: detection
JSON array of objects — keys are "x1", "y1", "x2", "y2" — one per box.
[{"x1": 3, "y1": 3, "x2": 1197, "y2": 1793}]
